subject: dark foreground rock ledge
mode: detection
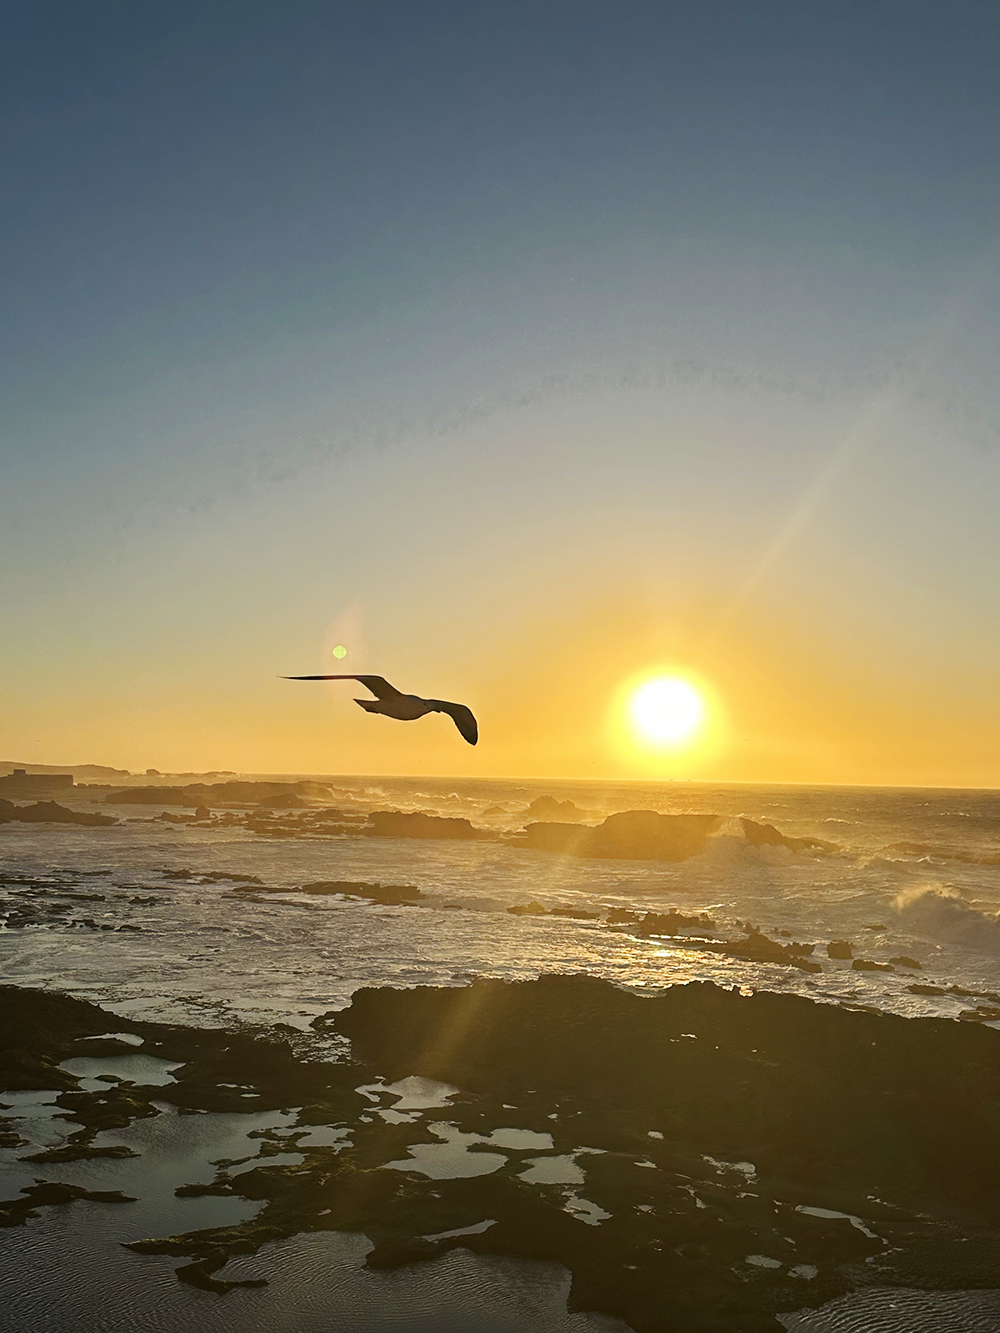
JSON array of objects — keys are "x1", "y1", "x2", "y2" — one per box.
[{"x1": 2, "y1": 979, "x2": 999, "y2": 1330}]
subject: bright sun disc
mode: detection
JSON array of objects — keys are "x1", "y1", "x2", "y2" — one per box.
[{"x1": 630, "y1": 677, "x2": 705, "y2": 746}]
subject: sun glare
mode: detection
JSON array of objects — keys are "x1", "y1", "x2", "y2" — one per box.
[{"x1": 629, "y1": 676, "x2": 706, "y2": 747}]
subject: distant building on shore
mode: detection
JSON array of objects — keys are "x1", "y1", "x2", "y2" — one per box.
[{"x1": 0, "y1": 769, "x2": 74, "y2": 796}]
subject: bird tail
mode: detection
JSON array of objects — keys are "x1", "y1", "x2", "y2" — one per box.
[{"x1": 355, "y1": 698, "x2": 379, "y2": 713}]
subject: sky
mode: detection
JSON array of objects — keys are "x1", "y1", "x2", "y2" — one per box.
[{"x1": 1, "y1": 0, "x2": 998, "y2": 785}]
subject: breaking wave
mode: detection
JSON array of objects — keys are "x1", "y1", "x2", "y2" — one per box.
[{"x1": 893, "y1": 885, "x2": 1000, "y2": 954}]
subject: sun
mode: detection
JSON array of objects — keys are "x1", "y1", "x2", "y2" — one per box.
[{"x1": 629, "y1": 676, "x2": 706, "y2": 747}]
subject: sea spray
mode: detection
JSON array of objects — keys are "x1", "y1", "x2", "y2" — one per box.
[{"x1": 893, "y1": 883, "x2": 1000, "y2": 953}]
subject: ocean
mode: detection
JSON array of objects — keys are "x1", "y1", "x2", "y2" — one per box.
[
  {"x1": 2, "y1": 776, "x2": 999, "y2": 1028},
  {"x1": 2, "y1": 775, "x2": 999, "y2": 1332}
]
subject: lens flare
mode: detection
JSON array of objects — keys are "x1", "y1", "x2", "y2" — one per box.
[
  {"x1": 332, "y1": 645, "x2": 348, "y2": 659},
  {"x1": 629, "y1": 677, "x2": 705, "y2": 746}
]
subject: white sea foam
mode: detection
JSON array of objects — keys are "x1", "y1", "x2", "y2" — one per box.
[{"x1": 893, "y1": 884, "x2": 1000, "y2": 954}]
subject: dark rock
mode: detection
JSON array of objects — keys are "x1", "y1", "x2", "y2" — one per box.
[
  {"x1": 366, "y1": 811, "x2": 493, "y2": 841},
  {"x1": 633, "y1": 909, "x2": 715, "y2": 935},
  {"x1": 7, "y1": 980, "x2": 999, "y2": 1333},
  {"x1": 0, "y1": 800, "x2": 117, "y2": 827},
  {"x1": 21, "y1": 1142, "x2": 139, "y2": 1163},
  {"x1": 522, "y1": 796, "x2": 589, "y2": 822},
  {"x1": 604, "y1": 908, "x2": 640, "y2": 924},
  {"x1": 175, "y1": 1251, "x2": 267, "y2": 1293},
  {"x1": 852, "y1": 959, "x2": 895, "y2": 972},
  {"x1": 908, "y1": 983, "x2": 946, "y2": 996},
  {"x1": 0, "y1": 1180, "x2": 136, "y2": 1227},
  {"x1": 890, "y1": 955, "x2": 923, "y2": 969},
  {"x1": 507, "y1": 901, "x2": 548, "y2": 915},
  {"x1": 958, "y1": 1006, "x2": 1000, "y2": 1023},
  {"x1": 106, "y1": 780, "x2": 336, "y2": 808},
  {"x1": 521, "y1": 810, "x2": 720, "y2": 861},
  {"x1": 740, "y1": 818, "x2": 838, "y2": 854},
  {"x1": 827, "y1": 940, "x2": 854, "y2": 959},
  {"x1": 717, "y1": 932, "x2": 822, "y2": 972}
]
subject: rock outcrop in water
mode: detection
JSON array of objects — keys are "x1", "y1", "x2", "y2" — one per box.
[
  {"x1": 740, "y1": 818, "x2": 838, "y2": 854},
  {"x1": 106, "y1": 780, "x2": 339, "y2": 807},
  {"x1": 5, "y1": 979, "x2": 997, "y2": 1330},
  {"x1": 100, "y1": 791, "x2": 846, "y2": 875},
  {"x1": 520, "y1": 810, "x2": 720, "y2": 861},
  {"x1": 507, "y1": 901, "x2": 600, "y2": 919},
  {"x1": 626, "y1": 908, "x2": 716, "y2": 933},
  {"x1": 0, "y1": 799, "x2": 117, "y2": 826},
  {"x1": 365, "y1": 811, "x2": 496, "y2": 841},
  {"x1": 826, "y1": 940, "x2": 853, "y2": 959},
  {"x1": 521, "y1": 796, "x2": 590, "y2": 822},
  {"x1": 0, "y1": 1180, "x2": 137, "y2": 1226}
]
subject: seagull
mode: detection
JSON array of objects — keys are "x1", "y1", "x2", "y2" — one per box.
[{"x1": 283, "y1": 674, "x2": 478, "y2": 745}]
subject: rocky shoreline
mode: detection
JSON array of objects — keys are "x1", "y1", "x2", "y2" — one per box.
[
  {"x1": 2, "y1": 977, "x2": 998, "y2": 1331},
  {"x1": 85, "y1": 781, "x2": 841, "y2": 863}
]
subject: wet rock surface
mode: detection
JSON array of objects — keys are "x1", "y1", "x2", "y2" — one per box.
[
  {"x1": 3, "y1": 978, "x2": 998, "y2": 1332},
  {"x1": 507, "y1": 901, "x2": 600, "y2": 919},
  {"x1": 519, "y1": 810, "x2": 721, "y2": 861},
  {"x1": 740, "y1": 819, "x2": 838, "y2": 855},
  {"x1": 625, "y1": 908, "x2": 716, "y2": 933},
  {"x1": 366, "y1": 811, "x2": 498, "y2": 841}
]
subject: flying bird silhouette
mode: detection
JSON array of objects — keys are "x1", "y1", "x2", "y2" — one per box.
[{"x1": 283, "y1": 674, "x2": 478, "y2": 745}]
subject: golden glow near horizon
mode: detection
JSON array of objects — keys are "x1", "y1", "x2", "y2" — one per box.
[{"x1": 629, "y1": 676, "x2": 705, "y2": 746}]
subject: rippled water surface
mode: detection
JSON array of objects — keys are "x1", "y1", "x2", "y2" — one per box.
[{"x1": 0, "y1": 1221, "x2": 632, "y2": 1333}]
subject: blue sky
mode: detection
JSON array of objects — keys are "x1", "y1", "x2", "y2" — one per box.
[{"x1": 2, "y1": 1, "x2": 998, "y2": 780}]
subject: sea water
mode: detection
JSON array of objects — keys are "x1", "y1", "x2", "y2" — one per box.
[
  {"x1": 1, "y1": 776, "x2": 998, "y2": 1029},
  {"x1": 3, "y1": 776, "x2": 1000, "y2": 1331}
]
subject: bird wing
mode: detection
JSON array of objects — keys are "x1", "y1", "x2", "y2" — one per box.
[
  {"x1": 282, "y1": 675, "x2": 401, "y2": 700},
  {"x1": 428, "y1": 699, "x2": 479, "y2": 746}
]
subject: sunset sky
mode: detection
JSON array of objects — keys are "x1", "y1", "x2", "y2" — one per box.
[{"x1": 2, "y1": 1, "x2": 998, "y2": 785}]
